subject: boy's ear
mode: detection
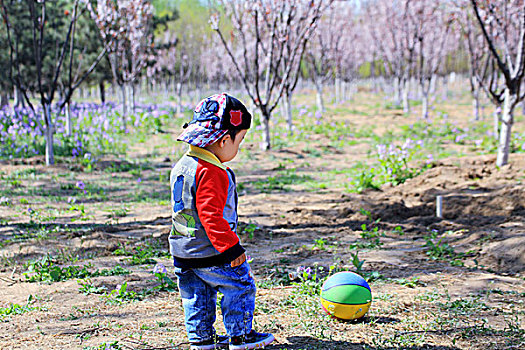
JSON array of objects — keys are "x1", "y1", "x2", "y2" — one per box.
[{"x1": 219, "y1": 134, "x2": 231, "y2": 147}]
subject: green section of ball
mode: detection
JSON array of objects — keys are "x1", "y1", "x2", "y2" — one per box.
[{"x1": 321, "y1": 285, "x2": 372, "y2": 305}]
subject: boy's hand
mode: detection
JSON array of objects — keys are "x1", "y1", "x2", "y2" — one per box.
[{"x1": 231, "y1": 253, "x2": 246, "y2": 267}]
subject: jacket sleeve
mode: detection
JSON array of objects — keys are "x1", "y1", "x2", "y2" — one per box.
[{"x1": 195, "y1": 161, "x2": 241, "y2": 254}]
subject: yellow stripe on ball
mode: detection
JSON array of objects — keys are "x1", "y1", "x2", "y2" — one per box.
[{"x1": 320, "y1": 298, "x2": 371, "y2": 320}]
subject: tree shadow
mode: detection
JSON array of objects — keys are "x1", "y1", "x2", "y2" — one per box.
[{"x1": 266, "y1": 336, "x2": 460, "y2": 350}]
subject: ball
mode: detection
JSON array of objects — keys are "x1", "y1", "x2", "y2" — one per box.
[{"x1": 320, "y1": 271, "x2": 372, "y2": 320}]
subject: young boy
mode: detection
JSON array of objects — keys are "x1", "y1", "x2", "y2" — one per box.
[{"x1": 169, "y1": 93, "x2": 275, "y2": 350}]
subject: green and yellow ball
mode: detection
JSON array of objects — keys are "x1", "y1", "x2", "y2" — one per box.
[{"x1": 320, "y1": 271, "x2": 372, "y2": 320}]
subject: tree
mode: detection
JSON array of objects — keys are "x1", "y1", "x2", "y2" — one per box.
[
  {"x1": 455, "y1": 1, "x2": 489, "y2": 121},
  {"x1": 211, "y1": 0, "x2": 332, "y2": 150},
  {"x1": 364, "y1": 0, "x2": 420, "y2": 113},
  {"x1": 470, "y1": 0, "x2": 525, "y2": 166},
  {"x1": 88, "y1": 0, "x2": 155, "y2": 119},
  {"x1": 1, "y1": 0, "x2": 110, "y2": 165},
  {"x1": 413, "y1": 1, "x2": 453, "y2": 119}
]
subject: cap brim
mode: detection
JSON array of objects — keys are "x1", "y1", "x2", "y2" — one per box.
[{"x1": 177, "y1": 124, "x2": 228, "y2": 147}]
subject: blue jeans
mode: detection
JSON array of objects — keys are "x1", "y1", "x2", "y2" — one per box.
[{"x1": 173, "y1": 261, "x2": 256, "y2": 343}]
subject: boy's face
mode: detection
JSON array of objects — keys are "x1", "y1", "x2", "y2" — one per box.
[{"x1": 213, "y1": 129, "x2": 248, "y2": 163}]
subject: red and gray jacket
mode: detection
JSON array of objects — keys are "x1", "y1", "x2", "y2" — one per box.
[{"x1": 169, "y1": 145, "x2": 245, "y2": 268}]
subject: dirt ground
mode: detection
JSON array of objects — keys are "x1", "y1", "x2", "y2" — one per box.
[{"x1": 0, "y1": 92, "x2": 524, "y2": 350}]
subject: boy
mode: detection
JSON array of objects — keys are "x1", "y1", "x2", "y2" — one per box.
[{"x1": 169, "y1": 93, "x2": 275, "y2": 350}]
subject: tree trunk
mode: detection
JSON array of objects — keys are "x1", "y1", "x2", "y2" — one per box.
[
  {"x1": 335, "y1": 75, "x2": 341, "y2": 104},
  {"x1": 402, "y1": 79, "x2": 410, "y2": 114},
  {"x1": 130, "y1": 83, "x2": 136, "y2": 113},
  {"x1": 259, "y1": 106, "x2": 272, "y2": 150},
  {"x1": 120, "y1": 84, "x2": 128, "y2": 124},
  {"x1": 496, "y1": 89, "x2": 516, "y2": 167},
  {"x1": 65, "y1": 101, "x2": 72, "y2": 136},
  {"x1": 314, "y1": 81, "x2": 324, "y2": 112},
  {"x1": 43, "y1": 103, "x2": 55, "y2": 166},
  {"x1": 493, "y1": 107, "x2": 501, "y2": 140},
  {"x1": 393, "y1": 77, "x2": 401, "y2": 106},
  {"x1": 176, "y1": 82, "x2": 183, "y2": 116},
  {"x1": 442, "y1": 76, "x2": 449, "y2": 101},
  {"x1": 284, "y1": 90, "x2": 293, "y2": 135},
  {"x1": 13, "y1": 86, "x2": 24, "y2": 108},
  {"x1": 0, "y1": 91, "x2": 8, "y2": 108},
  {"x1": 429, "y1": 75, "x2": 437, "y2": 95},
  {"x1": 473, "y1": 87, "x2": 480, "y2": 121},
  {"x1": 99, "y1": 80, "x2": 106, "y2": 104},
  {"x1": 421, "y1": 90, "x2": 429, "y2": 120}
]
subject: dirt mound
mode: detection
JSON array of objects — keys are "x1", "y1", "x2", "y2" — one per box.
[{"x1": 358, "y1": 154, "x2": 525, "y2": 273}]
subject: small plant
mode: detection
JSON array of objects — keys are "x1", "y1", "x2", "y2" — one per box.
[
  {"x1": 24, "y1": 255, "x2": 130, "y2": 283},
  {"x1": 312, "y1": 238, "x2": 327, "y2": 250},
  {"x1": 78, "y1": 279, "x2": 107, "y2": 295},
  {"x1": 112, "y1": 241, "x2": 165, "y2": 265},
  {"x1": 360, "y1": 223, "x2": 383, "y2": 240},
  {"x1": 350, "y1": 251, "x2": 365, "y2": 273},
  {"x1": 152, "y1": 263, "x2": 178, "y2": 292},
  {"x1": 240, "y1": 223, "x2": 258, "y2": 239},
  {"x1": 359, "y1": 208, "x2": 373, "y2": 221},
  {"x1": 0, "y1": 295, "x2": 39, "y2": 320},
  {"x1": 106, "y1": 207, "x2": 129, "y2": 222},
  {"x1": 392, "y1": 226, "x2": 405, "y2": 235},
  {"x1": 352, "y1": 169, "x2": 379, "y2": 193},
  {"x1": 101, "y1": 282, "x2": 142, "y2": 305},
  {"x1": 424, "y1": 230, "x2": 467, "y2": 266},
  {"x1": 375, "y1": 139, "x2": 429, "y2": 186}
]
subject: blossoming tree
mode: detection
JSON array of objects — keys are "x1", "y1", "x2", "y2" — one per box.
[
  {"x1": 211, "y1": 0, "x2": 332, "y2": 150},
  {"x1": 470, "y1": 0, "x2": 525, "y2": 166}
]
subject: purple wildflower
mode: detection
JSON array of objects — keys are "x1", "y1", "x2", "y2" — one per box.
[{"x1": 153, "y1": 263, "x2": 167, "y2": 275}]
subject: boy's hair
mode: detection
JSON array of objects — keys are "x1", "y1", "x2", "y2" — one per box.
[
  {"x1": 226, "y1": 128, "x2": 242, "y2": 142},
  {"x1": 177, "y1": 93, "x2": 251, "y2": 148}
]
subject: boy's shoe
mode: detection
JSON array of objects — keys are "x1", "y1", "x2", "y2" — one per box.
[
  {"x1": 190, "y1": 334, "x2": 229, "y2": 350},
  {"x1": 229, "y1": 330, "x2": 275, "y2": 350}
]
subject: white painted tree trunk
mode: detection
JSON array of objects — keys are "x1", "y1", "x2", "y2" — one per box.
[
  {"x1": 493, "y1": 107, "x2": 501, "y2": 140},
  {"x1": 43, "y1": 103, "x2": 55, "y2": 166},
  {"x1": 442, "y1": 76, "x2": 449, "y2": 101},
  {"x1": 315, "y1": 82, "x2": 324, "y2": 112},
  {"x1": 402, "y1": 79, "x2": 410, "y2": 114},
  {"x1": 176, "y1": 82, "x2": 183, "y2": 116},
  {"x1": 335, "y1": 77, "x2": 341, "y2": 104},
  {"x1": 284, "y1": 91, "x2": 293, "y2": 135},
  {"x1": 473, "y1": 88, "x2": 481, "y2": 121},
  {"x1": 429, "y1": 75, "x2": 437, "y2": 95},
  {"x1": 421, "y1": 90, "x2": 429, "y2": 120},
  {"x1": 65, "y1": 101, "x2": 72, "y2": 136},
  {"x1": 496, "y1": 89, "x2": 516, "y2": 167},
  {"x1": 260, "y1": 111, "x2": 271, "y2": 150},
  {"x1": 393, "y1": 77, "x2": 401, "y2": 106},
  {"x1": 120, "y1": 84, "x2": 128, "y2": 124}
]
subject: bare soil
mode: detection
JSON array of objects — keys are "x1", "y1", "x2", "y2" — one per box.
[{"x1": 0, "y1": 93, "x2": 524, "y2": 350}]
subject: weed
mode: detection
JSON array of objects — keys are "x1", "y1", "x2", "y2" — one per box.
[
  {"x1": 0, "y1": 295, "x2": 39, "y2": 320},
  {"x1": 151, "y1": 263, "x2": 178, "y2": 292},
  {"x1": 23, "y1": 254, "x2": 130, "y2": 283},
  {"x1": 78, "y1": 279, "x2": 108, "y2": 295},
  {"x1": 239, "y1": 222, "x2": 258, "y2": 239},
  {"x1": 424, "y1": 230, "x2": 467, "y2": 266},
  {"x1": 348, "y1": 253, "x2": 364, "y2": 276},
  {"x1": 112, "y1": 240, "x2": 168, "y2": 265},
  {"x1": 351, "y1": 169, "x2": 379, "y2": 192},
  {"x1": 393, "y1": 277, "x2": 425, "y2": 288},
  {"x1": 392, "y1": 226, "x2": 405, "y2": 235},
  {"x1": 101, "y1": 282, "x2": 143, "y2": 305}
]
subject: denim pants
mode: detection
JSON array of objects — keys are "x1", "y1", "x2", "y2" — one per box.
[{"x1": 173, "y1": 261, "x2": 256, "y2": 343}]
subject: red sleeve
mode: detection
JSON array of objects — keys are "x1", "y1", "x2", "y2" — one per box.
[{"x1": 195, "y1": 161, "x2": 240, "y2": 253}]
